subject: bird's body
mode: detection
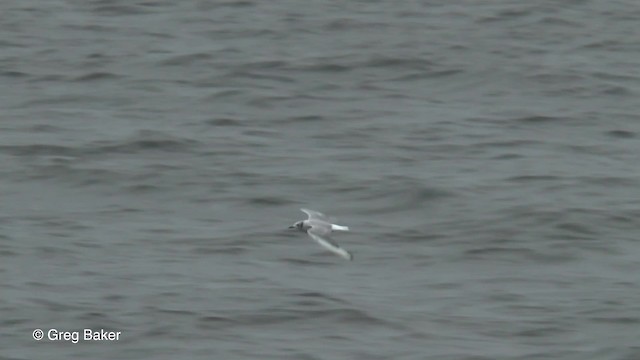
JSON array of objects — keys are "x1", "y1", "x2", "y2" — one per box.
[{"x1": 289, "y1": 208, "x2": 353, "y2": 260}]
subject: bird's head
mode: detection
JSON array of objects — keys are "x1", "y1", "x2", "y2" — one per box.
[{"x1": 288, "y1": 220, "x2": 304, "y2": 230}]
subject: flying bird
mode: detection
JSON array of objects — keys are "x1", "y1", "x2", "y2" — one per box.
[{"x1": 289, "y1": 208, "x2": 353, "y2": 260}]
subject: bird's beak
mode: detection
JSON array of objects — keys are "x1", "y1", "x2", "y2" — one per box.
[{"x1": 288, "y1": 225, "x2": 295, "y2": 229}]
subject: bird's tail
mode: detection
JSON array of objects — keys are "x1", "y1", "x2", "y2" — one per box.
[{"x1": 331, "y1": 224, "x2": 350, "y2": 231}]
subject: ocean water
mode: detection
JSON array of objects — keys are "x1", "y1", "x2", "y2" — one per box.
[{"x1": 2, "y1": 1, "x2": 640, "y2": 359}]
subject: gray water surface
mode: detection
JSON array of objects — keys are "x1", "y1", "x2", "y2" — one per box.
[{"x1": 2, "y1": 1, "x2": 640, "y2": 359}]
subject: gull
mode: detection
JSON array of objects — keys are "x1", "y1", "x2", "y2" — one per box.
[{"x1": 289, "y1": 208, "x2": 353, "y2": 260}]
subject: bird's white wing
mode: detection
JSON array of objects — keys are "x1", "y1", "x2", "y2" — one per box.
[
  {"x1": 301, "y1": 208, "x2": 329, "y2": 221},
  {"x1": 307, "y1": 228, "x2": 353, "y2": 261}
]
